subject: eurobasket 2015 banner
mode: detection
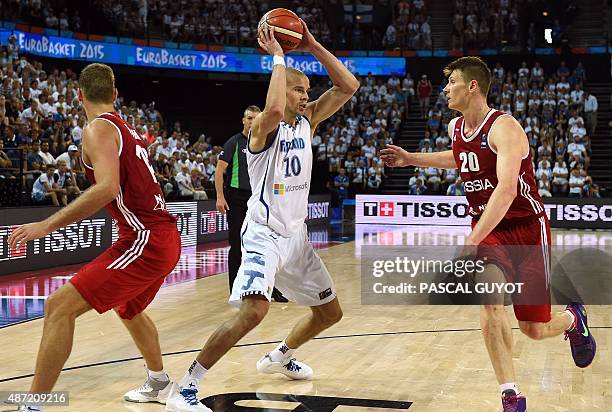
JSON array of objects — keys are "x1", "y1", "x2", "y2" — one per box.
[{"x1": 3, "y1": 30, "x2": 406, "y2": 76}]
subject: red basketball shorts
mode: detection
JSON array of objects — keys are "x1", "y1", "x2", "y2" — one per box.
[
  {"x1": 71, "y1": 228, "x2": 181, "y2": 320},
  {"x1": 474, "y1": 214, "x2": 552, "y2": 323}
]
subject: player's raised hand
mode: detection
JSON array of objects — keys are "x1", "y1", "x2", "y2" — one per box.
[
  {"x1": 8, "y1": 221, "x2": 51, "y2": 251},
  {"x1": 380, "y1": 144, "x2": 413, "y2": 167},
  {"x1": 257, "y1": 24, "x2": 284, "y2": 57},
  {"x1": 293, "y1": 18, "x2": 317, "y2": 53}
]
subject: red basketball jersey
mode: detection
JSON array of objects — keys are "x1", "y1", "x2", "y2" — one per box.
[
  {"x1": 83, "y1": 112, "x2": 176, "y2": 238},
  {"x1": 451, "y1": 109, "x2": 544, "y2": 219}
]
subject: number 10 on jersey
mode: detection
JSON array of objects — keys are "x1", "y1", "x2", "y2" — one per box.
[{"x1": 283, "y1": 155, "x2": 302, "y2": 177}]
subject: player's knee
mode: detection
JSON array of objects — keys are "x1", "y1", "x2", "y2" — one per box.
[
  {"x1": 239, "y1": 303, "x2": 268, "y2": 329},
  {"x1": 45, "y1": 292, "x2": 73, "y2": 318},
  {"x1": 519, "y1": 323, "x2": 545, "y2": 340},
  {"x1": 315, "y1": 306, "x2": 343, "y2": 328},
  {"x1": 481, "y1": 305, "x2": 505, "y2": 319}
]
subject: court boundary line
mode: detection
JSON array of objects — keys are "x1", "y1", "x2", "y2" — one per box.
[{"x1": 1, "y1": 326, "x2": 611, "y2": 383}]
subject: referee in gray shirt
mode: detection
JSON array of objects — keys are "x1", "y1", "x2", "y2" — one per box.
[{"x1": 215, "y1": 105, "x2": 287, "y2": 302}]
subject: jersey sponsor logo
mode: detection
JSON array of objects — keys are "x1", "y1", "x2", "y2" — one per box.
[
  {"x1": 469, "y1": 203, "x2": 488, "y2": 216},
  {"x1": 273, "y1": 181, "x2": 309, "y2": 195},
  {"x1": 480, "y1": 133, "x2": 487, "y2": 148},
  {"x1": 153, "y1": 194, "x2": 168, "y2": 211},
  {"x1": 280, "y1": 137, "x2": 306, "y2": 153},
  {"x1": 464, "y1": 178, "x2": 495, "y2": 193}
]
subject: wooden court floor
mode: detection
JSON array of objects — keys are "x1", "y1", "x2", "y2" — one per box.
[{"x1": 0, "y1": 228, "x2": 610, "y2": 411}]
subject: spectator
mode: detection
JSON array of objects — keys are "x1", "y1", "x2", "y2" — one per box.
[
  {"x1": 176, "y1": 164, "x2": 207, "y2": 200},
  {"x1": 31, "y1": 165, "x2": 65, "y2": 206},
  {"x1": 55, "y1": 144, "x2": 80, "y2": 171},
  {"x1": 552, "y1": 157, "x2": 569, "y2": 195},
  {"x1": 568, "y1": 167, "x2": 584, "y2": 197},
  {"x1": 54, "y1": 159, "x2": 80, "y2": 200},
  {"x1": 583, "y1": 91, "x2": 598, "y2": 135},
  {"x1": 538, "y1": 173, "x2": 552, "y2": 197},
  {"x1": 38, "y1": 141, "x2": 56, "y2": 166},
  {"x1": 447, "y1": 177, "x2": 464, "y2": 195},
  {"x1": 409, "y1": 178, "x2": 426, "y2": 195},
  {"x1": 417, "y1": 75, "x2": 432, "y2": 119},
  {"x1": 334, "y1": 168, "x2": 350, "y2": 201},
  {"x1": 0, "y1": 140, "x2": 12, "y2": 169}
]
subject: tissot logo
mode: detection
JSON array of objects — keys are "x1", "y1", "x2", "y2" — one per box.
[{"x1": 0, "y1": 219, "x2": 106, "y2": 262}]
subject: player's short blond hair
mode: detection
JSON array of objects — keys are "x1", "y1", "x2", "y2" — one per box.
[
  {"x1": 443, "y1": 56, "x2": 491, "y2": 97},
  {"x1": 79, "y1": 63, "x2": 115, "y2": 103}
]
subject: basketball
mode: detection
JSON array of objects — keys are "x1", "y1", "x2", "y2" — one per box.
[{"x1": 258, "y1": 8, "x2": 303, "y2": 52}]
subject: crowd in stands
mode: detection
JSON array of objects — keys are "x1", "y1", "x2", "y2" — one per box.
[
  {"x1": 413, "y1": 60, "x2": 600, "y2": 198},
  {"x1": 311, "y1": 72, "x2": 410, "y2": 200},
  {"x1": 0, "y1": 47, "x2": 227, "y2": 207},
  {"x1": 451, "y1": 0, "x2": 574, "y2": 51},
  {"x1": 383, "y1": 0, "x2": 431, "y2": 49}
]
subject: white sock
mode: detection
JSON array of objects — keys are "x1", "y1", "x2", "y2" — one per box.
[
  {"x1": 500, "y1": 383, "x2": 519, "y2": 395},
  {"x1": 148, "y1": 369, "x2": 168, "y2": 381},
  {"x1": 180, "y1": 360, "x2": 207, "y2": 389},
  {"x1": 564, "y1": 309, "x2": 576, "y2": 331},
  {"x1": 269, "y1": 340, "x2": 295, "y2": 363}
]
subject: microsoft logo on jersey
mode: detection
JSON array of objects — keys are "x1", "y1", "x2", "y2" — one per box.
[{"x1": 274, "y1": 183, "x2": 285, "y2": 195}]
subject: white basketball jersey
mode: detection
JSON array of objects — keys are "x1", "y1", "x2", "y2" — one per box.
[{"x1": 246, "y1": 115, "x2": 312, "y2": 237}]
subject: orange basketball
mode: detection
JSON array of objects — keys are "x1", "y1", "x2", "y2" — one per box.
[{"x1": 258, "y1": 8, "x2": 303, "y2": 52}]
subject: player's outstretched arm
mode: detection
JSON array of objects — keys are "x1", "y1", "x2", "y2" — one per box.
[
  {"x1": 8, "y1": 121, "x2": 120, "y2": 250},
  {"x1": 249, "y1": 25, "x2": 286, "y2": 152},
  {"x1": 297, "y1": 20, "x2": 360, "y2": 129},
  {"x1": 380, "y1": 145, "x2": 456, "y2": 169},
  {"x1": 467, "y1": 116, "x2": 524, "y2": 245}
]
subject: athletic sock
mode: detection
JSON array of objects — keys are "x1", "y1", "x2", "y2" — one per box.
[
  {"x1": 564, "y1": 309, "x2": 576, "y2": 332},
  {"x1": 148, "y1": 369, "x2": 169, "y2": 381},
  {"x1": 500, "y1": 383, "x2": 519, "y2": 396},
  {"x1": 180, "y1": 360, "x2": 208, "y2": 389},
  {"x1": 269, "y1": 340, "x2": 295, "y2": 363}
]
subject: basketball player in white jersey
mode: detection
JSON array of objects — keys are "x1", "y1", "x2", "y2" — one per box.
[{"x1": 165, "y1": 22, "x2": 359, "y2": 412}]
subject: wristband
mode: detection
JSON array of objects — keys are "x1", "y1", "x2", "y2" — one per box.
[{"x1": 273, "y1": 55, "x2": 285, "y2": 67}]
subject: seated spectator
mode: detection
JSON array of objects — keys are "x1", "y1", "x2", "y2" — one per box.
[
  {"x1": 0, "y1": 140, "x2": 13, "y2": 169},
  {"x1": 538, "y1": 174, "x2": 552, "y2": 198},
  {"x1": 552, "y1": 157, "x2": 569, "y2": 195},
  {"x1": 583, "y1": 177, "x2": 600, "y2": 198},
  {"x1": 424, "y1": 166, "x2": 441, "y2": 193},
  {"x1": 175, "y1": 165, "x2": 207, "y2": 200},
  {"x1": 54, "y1": 160, "x2": 80, "y2": 200},
  {"x1": 55, "y1": 144, "x2": 80, "y2": 171},
  {"x1": 447, "y1": 177, "x2": 464, "y2": 195},
  {"x1": 568, "y1": 167, "x2": 584, "y2": 197},
  {"x1": 38, "y1": 141, "x2": 55, "y2": 166},
  {"x1": 189, "y1": 168, "x2": 208, "y2": 197},
  {"x1": 409, "y1": 178, "x2": 426, "y2": 195},
  {"x1": 31, "y1": 165, "x2": 65, "y2": 206},
  {"x1": 367, "y1": 170, "x2": 383, "y2": 192}
]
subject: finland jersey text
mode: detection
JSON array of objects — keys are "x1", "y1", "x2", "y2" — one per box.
[{"x1": 246, "y1": 115, "x2": 312, "y2": 237}]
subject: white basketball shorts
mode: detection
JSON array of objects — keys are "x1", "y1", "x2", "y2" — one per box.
[{"x1": 229, "y1": 219, "x2": 336, "y2": 307}]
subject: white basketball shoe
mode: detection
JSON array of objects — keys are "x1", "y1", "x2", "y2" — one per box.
[
  {"x1": 124, "y1": 370, "x2": 173, "y2": 404},
  {"x1": 256, "y1": 353, "x2": 313, "y2": 380},
  {"x1": 165, "y1": 381, "x2": 212, "y2": 412},
  {"x1": 17, "y1": 406, "x2": 42, "y2": 411}
]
